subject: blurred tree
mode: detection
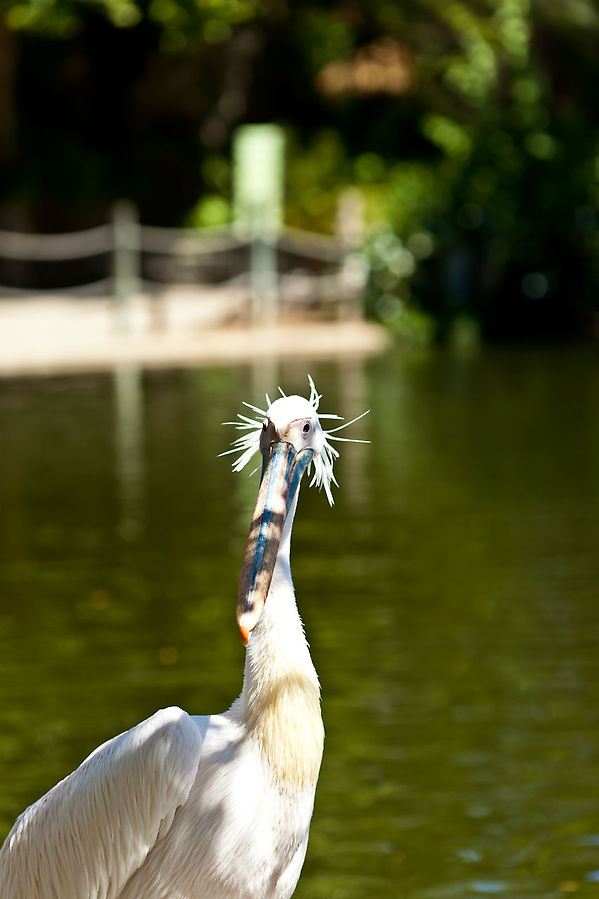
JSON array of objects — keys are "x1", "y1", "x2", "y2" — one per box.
[
  {"x1": 0, "y1": 0, "x2": 265, "y2": 227},
  {"x1": 396, "y1": 0, "x2": 599, "y2": 340},
  {"x1": 1, "y1": 0, "x2": 598, "y2": 337},
  {"x1": 304, "y1": 0, "x2": 599, "y2": 340}
]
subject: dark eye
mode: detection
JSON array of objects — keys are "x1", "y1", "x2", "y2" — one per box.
[{"x1": 302, "y1": 421, "x2": 311, "y2": 435}]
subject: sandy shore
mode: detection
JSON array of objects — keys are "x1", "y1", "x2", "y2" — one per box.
[{"x1": 0, "y1": 289, "x2": 389, "y2": 377}]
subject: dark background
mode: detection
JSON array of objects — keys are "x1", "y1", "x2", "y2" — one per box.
[{"x1": 1, "y1": 0, "x2": 598, "y2": 340}]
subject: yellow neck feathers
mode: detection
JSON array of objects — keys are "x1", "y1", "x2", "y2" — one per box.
[{"x1": 244, "y1": 668, "x2": 324, "y2": 789}]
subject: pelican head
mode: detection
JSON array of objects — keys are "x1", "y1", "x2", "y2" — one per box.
[{"x1": 223, "y1": 376, "x2": 368, "y2": 645}]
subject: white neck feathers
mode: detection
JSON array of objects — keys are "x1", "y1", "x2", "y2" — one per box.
[{"x1": 232, "y1": 494, "x2": 324, "y2": 789}]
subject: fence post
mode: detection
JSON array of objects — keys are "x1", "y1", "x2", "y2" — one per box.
[
  {"x1": 336, "y1": 188, "x2": 366, "y2": 320},
  {"x1": 112, "y1": 201, "x2": 141, "y2": 334},
  {"x1": 249, "y1": 205, "x2": 278, "y2": 328}
]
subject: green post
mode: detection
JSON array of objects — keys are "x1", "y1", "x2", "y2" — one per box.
[
  {"x1": 233, "y1": 125, "x2": 284, "y2": 327},
  {"x1": 336, "y1": 188, "x2": 365, "y2": 320},
  {"x1": 112, "y1": 200, "x2": 141, "y2": 334}
]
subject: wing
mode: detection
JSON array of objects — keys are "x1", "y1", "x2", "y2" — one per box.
[{"x1": 0, "y1": 706, "x2": 204, "y2": 899}]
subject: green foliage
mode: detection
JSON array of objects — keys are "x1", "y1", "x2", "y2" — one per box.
[
  {"x1": 356, "y1": 0, "x2": 599, "y2": 339},
  {"x1": 185, "y1": 194, "x2": 230, "y2": 227},
  {"x1": 361, "y1": 226, "x2": 434, "y2": 344},
  {"x1": 185, "y1": 153, "x2": 231, "y2": 226},
  {"x1": 404, "y1": 0, "x2": 599, "y2": 339},
  {"x1": 4, "y1": 0, "x2": 261, "y2": 41},
  {"x1": 285, "y1": 131, "x2": 350, "y2": 233},
  {"x1": 5, "y1": 0, "x2": 141, "y2": 35}
]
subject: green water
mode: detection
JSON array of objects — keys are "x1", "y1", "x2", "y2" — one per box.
[{"x1": 1, "y1": 348, "x2": 599, "y2": 897}]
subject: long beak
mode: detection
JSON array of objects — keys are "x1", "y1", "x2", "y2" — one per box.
[{"x1": 236, "y1": 440, "x2": 313, "y2": 645}]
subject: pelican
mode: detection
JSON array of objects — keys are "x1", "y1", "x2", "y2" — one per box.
[{"x1": 0, "y1": 376, "x2": 368, "y2": 899}]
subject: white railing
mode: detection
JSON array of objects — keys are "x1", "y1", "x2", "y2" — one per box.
[
  {"x1": 0, "y1": 200, "x2": 365, "y2": 328},
  {"x1": 0, "y1": 224, "x2": 112, "y2": 261}
]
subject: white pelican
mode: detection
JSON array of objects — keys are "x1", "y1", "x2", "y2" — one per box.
[{"x1": 0, "y1": 376, "x2": 368, "y2": 899}]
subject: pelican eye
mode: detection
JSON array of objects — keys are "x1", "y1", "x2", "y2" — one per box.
[{"x1": 302, "y1": 421, "x2": 311, "y2": 435}]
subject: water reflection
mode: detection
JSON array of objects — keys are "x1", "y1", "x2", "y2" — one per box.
[
  {"x1": 113, "y1": 365, "x2": 144, "y2": 540},
  {"x1": 1, "y1": 348, "x2": 599, "y2": 898}
]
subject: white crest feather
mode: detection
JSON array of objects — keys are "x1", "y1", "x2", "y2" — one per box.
[{"x1": 220, "y1": 375, "x2": 369, "y2": 505}]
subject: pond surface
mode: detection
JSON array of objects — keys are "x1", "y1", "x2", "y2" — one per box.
[{"x1": 1, "y1": 347, "x2": 599, "y2": 897}]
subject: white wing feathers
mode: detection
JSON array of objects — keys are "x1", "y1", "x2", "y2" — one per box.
[{"x1": 0, "y1": 706, "x2": 203, "y2": 899}]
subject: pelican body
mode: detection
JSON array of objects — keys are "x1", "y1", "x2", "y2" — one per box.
[{"x1": 0, "y1": 383, "x2": 365, "y2": 898}]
